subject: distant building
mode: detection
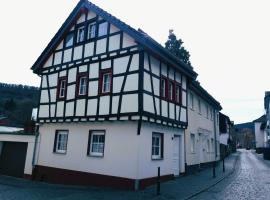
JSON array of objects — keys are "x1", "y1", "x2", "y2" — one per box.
[{"x1": 253, "y1": 115, "x2": 267, "y2": 150}]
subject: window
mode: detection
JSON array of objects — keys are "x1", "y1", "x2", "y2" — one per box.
[
  {"x1": 168, "y1": 81, "x2": 174, "y2": 101},
  {"x1": 207, "y1": 139, "x2": 210, "y2": 152},
  {"x1": 88, "y1": 23, "x2": 96, "y2": 39},
  {"x1": 175, "y1": 84, "x2": 182, "y2": 104},
  {"x1": 206, "y1": 104, "x2": 209, "y2": 119},
  {"x1": 98, "y1": 22, "x2": 108, "y2": 37},
  {"x1": 54, "y1": 130, "x2": 68, "y2": 154},
  {"x1": 190, "y1": 93, "x2": 194, "y2": 109},
  {"x1": 65, "y1": 33, "x2": 74, "y2": 47},
  {"x1": 160, "y1": 77, "x2": 167, "y2": 98},
  {"x1": 211, "y1": 139, "x2": 214, "y2": 152},
  {"x1": 198, "y1": 99, "x2": 201, "y2": 114},
  {"x1": 152, "y1": 133, "x2": 163, "y2": 160},
  {"x1": 190, "y1": 134, "x2": 195, "y2": 153},
  {"x1": 88, "y1": 131, "x2": 105, "y2": 157},
  {"x1": 77, "y1": 73, "x2": 88, "y2": 96},
  {"x1": 57, "y1": 77, "x2": 67, "y2": 99},
  {"x1": 77, "y1": 26, "x2": 85, "y2": 43},
  {"x1": 100, "y1": 69, "x2": 112, "y2": 94}
]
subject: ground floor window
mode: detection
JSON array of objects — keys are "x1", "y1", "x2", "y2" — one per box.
[
  {"x1": 54, "y1": 130, "x2": 68, "y2": 154},
  {"x1": 88, "y1": 130, "x2": 105, "y2": 157},
  {"x1": 152, "y1": 132, "x2": 163, "y2": 160},
  {"x1": 190, "y1": 133, "x2": 195, "y2": 153}
]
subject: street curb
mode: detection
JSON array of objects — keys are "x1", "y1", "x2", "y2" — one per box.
[{"x1": 182, "y1": 152, "x2": 240, "y2": 200}]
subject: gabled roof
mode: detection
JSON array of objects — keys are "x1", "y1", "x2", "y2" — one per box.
[
  {"x1": 31, "y1": 0, "x2": 197, "y2": 79},
  {"x1": 189, "y1": 80, "x2": 222, "y2": 110},
  {"x1": 253, "y1": 115, "x2": 266, "y2": 123}
]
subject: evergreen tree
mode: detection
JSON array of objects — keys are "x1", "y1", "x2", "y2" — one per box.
[{"x1": 165, "y1": 30, "x2": 191, "y2": 66}]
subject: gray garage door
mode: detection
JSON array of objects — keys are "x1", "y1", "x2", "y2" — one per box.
[{"x1": 0, "y1": 142, "x2": 28, "y2": 177}]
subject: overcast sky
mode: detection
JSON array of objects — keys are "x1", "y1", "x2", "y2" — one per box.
[{"x1": 0, "y1": 0, "x2": 269, "y2": 124}]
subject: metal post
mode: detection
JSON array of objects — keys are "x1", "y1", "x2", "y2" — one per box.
[
  {"x1": 223, "y1": 157, "x2": 225, "y2": 172},
  {"x1": 157, "y1": 167, "x2": 160, "y2": 195},
  {"x1": 213, "y1": 161, "x2": 216, "y2": 178}
]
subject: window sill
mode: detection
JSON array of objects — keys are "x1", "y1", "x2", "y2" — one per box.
[
  {"x1": 88, "y1": 154, "x2": 104, "y2": 158},
  {"x1": 151, "y1": 157, "x2": 163, "y2": 161},
  {"x1": 53, "y1": 151, "x2": 67, "y2": 155}
]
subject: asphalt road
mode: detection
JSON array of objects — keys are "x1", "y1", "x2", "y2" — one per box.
[{"x1": 191, "y1": 149, "x2": 270, "y2": 200}]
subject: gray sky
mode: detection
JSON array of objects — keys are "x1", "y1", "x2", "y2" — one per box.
[{"x1": 0, "y1": 0, "x2": 269, "y2": 124}]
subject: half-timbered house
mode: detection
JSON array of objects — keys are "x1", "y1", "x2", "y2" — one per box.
[{"x1": 31, "y1": 0, "x2": 198, "y2": 190}]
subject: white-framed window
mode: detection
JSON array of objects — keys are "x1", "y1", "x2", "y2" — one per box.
[
  {"x1": 210, "y1": 108, "x2": 213, "y2": 120},
  {"x1": 168, "y1": 81, "x2": 174, "y2": 101},
  {"x1": 101, "y1": 70, "x2": 112, "y2": 94},
  {"x1": 58, "y1": 78, "x2": 67, "y2": 99},
  {"x1": 78, "y1": 75, "x2": 88, "y2": 96},
  {"x1": 54, "y1": 130, "x2": 68, "y2": 154},
  {"x1": 88, "y1": 23, "x2": 96, "y2": 39},
  {"x1": 98, "y1": 22, "x2": 108, "y2": 37},
  {"x1": 190, "y1": 92, "x2": 194, "y2": 109},
  {"x1": 88, "y1": 131, "x2": 105, "y2": 157},
  {"x1": 206, "y1": 104, "x2": 209, "y2": 119},
  {"x1": 190, "y1": 133, "x2": 195, "y2": 153},
  {"x1": 65, "y1": 33, "x2": 74, "y2": 47},
  {"x1": 161, "y1": 78, "x2": 167, "y2": 98},
  {"x1": 198, "y1": 99, "x2": 201, "y2": 114},
  {"x1": 152, "y1": 133, "x2": 163, "y2": 159},
  {"x1": 77, "y1": 26, "x2": 85, "y2": 43}
]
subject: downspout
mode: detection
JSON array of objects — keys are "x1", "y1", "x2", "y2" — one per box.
[{"x1": 32, "y1": 124, "x2": 40, "y2": 167}]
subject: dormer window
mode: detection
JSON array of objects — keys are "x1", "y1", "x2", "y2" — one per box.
[
  {"x1": 98, "y1": 22, "x2": 108, "y2": 37},
  {"x1": 77, "y1": 26, "x2": 85, "y2": 43},
  {"x1": 88, "y1": 23, "x2": 96, "y2": 39},
  {"x1": 57, "y1": 77, "x2": 67, "y2": 99},
  {"x1": 65, "y1": 33, "x2": 74, "y2": 47},
  {"x1": 100, "y1": 69, "x2": 112, "y2": 94},
  {"x1": 77, "y1": 73, "x2": 88, "y2": 96}
]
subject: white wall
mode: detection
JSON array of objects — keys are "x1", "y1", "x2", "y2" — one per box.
[
  {"x1": 186, "y1": 90, "x2": 220, "y2": 166},
  {"x1": 254, "y1": 122, "x2": 266, "y2": 148},
  {"x1": 0, "y1": 134, "x2": 35, "y2": 175}
]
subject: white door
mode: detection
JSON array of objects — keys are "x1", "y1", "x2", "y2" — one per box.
[{"x1": 172, "y1": 136, "x2": 180, "y2": 176}]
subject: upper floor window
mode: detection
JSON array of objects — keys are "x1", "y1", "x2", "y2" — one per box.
[
  {"x1": 77, "y1": 73, "x2": 88, "y2": 96},
  {"x1": 168, "y1": 81, "x2": 174, "y2": 101},
  {"x1": 88, "y1": 23, "x2": 96, "y2": 39},
  {"x1": 57, "y1": 77, "x2": 67, "y2": 99},
  {"x1": 152, "y1": 132, "x2": 163, "y2": 160},
  {"x1": 206, "y1": 104, "x2": 209, "y2": 119},
  {"x1": 198, "y1": 99, "x2": 201, "y2": 114},
  {"x1": 54, "y1": 130, "x2": 68, "y2": 154},
  {"x1": 175, "y1": 84, "x2": 182, "y2": 104},
  {"x1": 88, "y1": 130, "x2": 105, "y2": 157},
  {"x1": 161, "y1": 77, "x2": 167, "y2": 98},
  {"x1": 190, "y1": 92, "x2": 194, "y2": 109},
  {"x1": 100, "y1": 69, "x2": 112, "y2": 94},
  {"x1": 65, "y1": 33, "x2": 74, "y2": 47},
  {"x1": 98, "y1": 22, "x2": 108, "y2": 37},
  {"x1": 77, "y1": 26, "x2": 85, "y2": 43}
]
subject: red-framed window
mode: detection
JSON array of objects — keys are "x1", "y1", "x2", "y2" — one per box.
[
  {"x1": 175, "y1": 83, "x2": 182, "y2": 105},
  {"x1": 76, "y1": 72, "x2": 88, "y2": 97},
  {"x1": 168, "y1": 80, "x2": 175, "y2": 101},
  {"x1": 99, "y1": 69, "x2": 112, "y2": 95},
  {"x1": 57, "y1": 77, "x2": 67, "y2": 100}
]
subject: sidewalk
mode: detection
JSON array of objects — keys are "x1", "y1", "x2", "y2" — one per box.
[{"x1": 137, "y1": 151, "x2": 240, "y2": 200}]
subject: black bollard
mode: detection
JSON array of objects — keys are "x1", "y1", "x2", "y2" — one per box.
[
  {"x1": 157, "y1": 167, "x2": 160, "y2": 195},
  {"x1": 213, "y1": 161, "x2": 216, "y2": 178},
  {"x1": 223, "y1": 157, "x2": 225, "y2": 173}
]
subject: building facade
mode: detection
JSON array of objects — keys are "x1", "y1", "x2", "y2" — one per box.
[
  {"x1": 31, "y1": 0, "x2": 199, "y2": 190},
  {"x1": 185, "y1": 81, "x2": 221, "y2": 173}
]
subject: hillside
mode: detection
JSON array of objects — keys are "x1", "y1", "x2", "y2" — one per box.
[{"x1": 0, "y1": 83, "x2": 39, "y2": 127}]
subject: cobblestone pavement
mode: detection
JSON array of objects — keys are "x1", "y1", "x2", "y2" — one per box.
[
  {"x1": 0, "y1": 152, "x2": 239, "y2": 200},
  {"x1": 191, "y1": 149, "x2": 270, "y2": 200}
]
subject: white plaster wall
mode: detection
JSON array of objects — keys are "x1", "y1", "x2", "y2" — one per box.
[
  {"x1": 96, "y1": 38, "x2": 107, "y2": 55},
  {"x1": 122, "y1": 33, "x2": 136, "y2": 48},
  {"x1": 109, "y1": 35, "x2": 120, "y2": 52},
  {"x1": 121, "y1": 94, "x2": 138, "y2": 113},
  {"x1": 84, "y1": 42, "x2": 94, "y2": 58},
  {"x1": 0, "y1": 134, "x2": 35, "y2": 175},
  {"x1": 186, "y1": 90, "x2": 219, "y2": 166},
  {"x1": 255, "y1": 122, "x2": 265, "y2": 148},
  {"x1": 38, "y1": 122, "x2": 139, "y2": 179},
  {"x1": 137, "y1": 122, "x2": 185, "y2": 178}
]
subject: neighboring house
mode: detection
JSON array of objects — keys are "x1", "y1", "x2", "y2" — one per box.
[
  {"x1": 219, "y1": 113, "x2": 235, "y2": 158},
  {"x1": 185, "y1": 81, "x2": 221, "y2": 173},
  {"x1": 253, "y1": 115, "x2": 267, "y2": 151},
  {"x1": 31, "y1": 0, "x2": 199, "y2": 190},
  {"x1": 0, "y1": 126, "x2": 35, "y2": 179},
  {"x1": 264, "y1": 91, "x2": 270, "y2": 148}
]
